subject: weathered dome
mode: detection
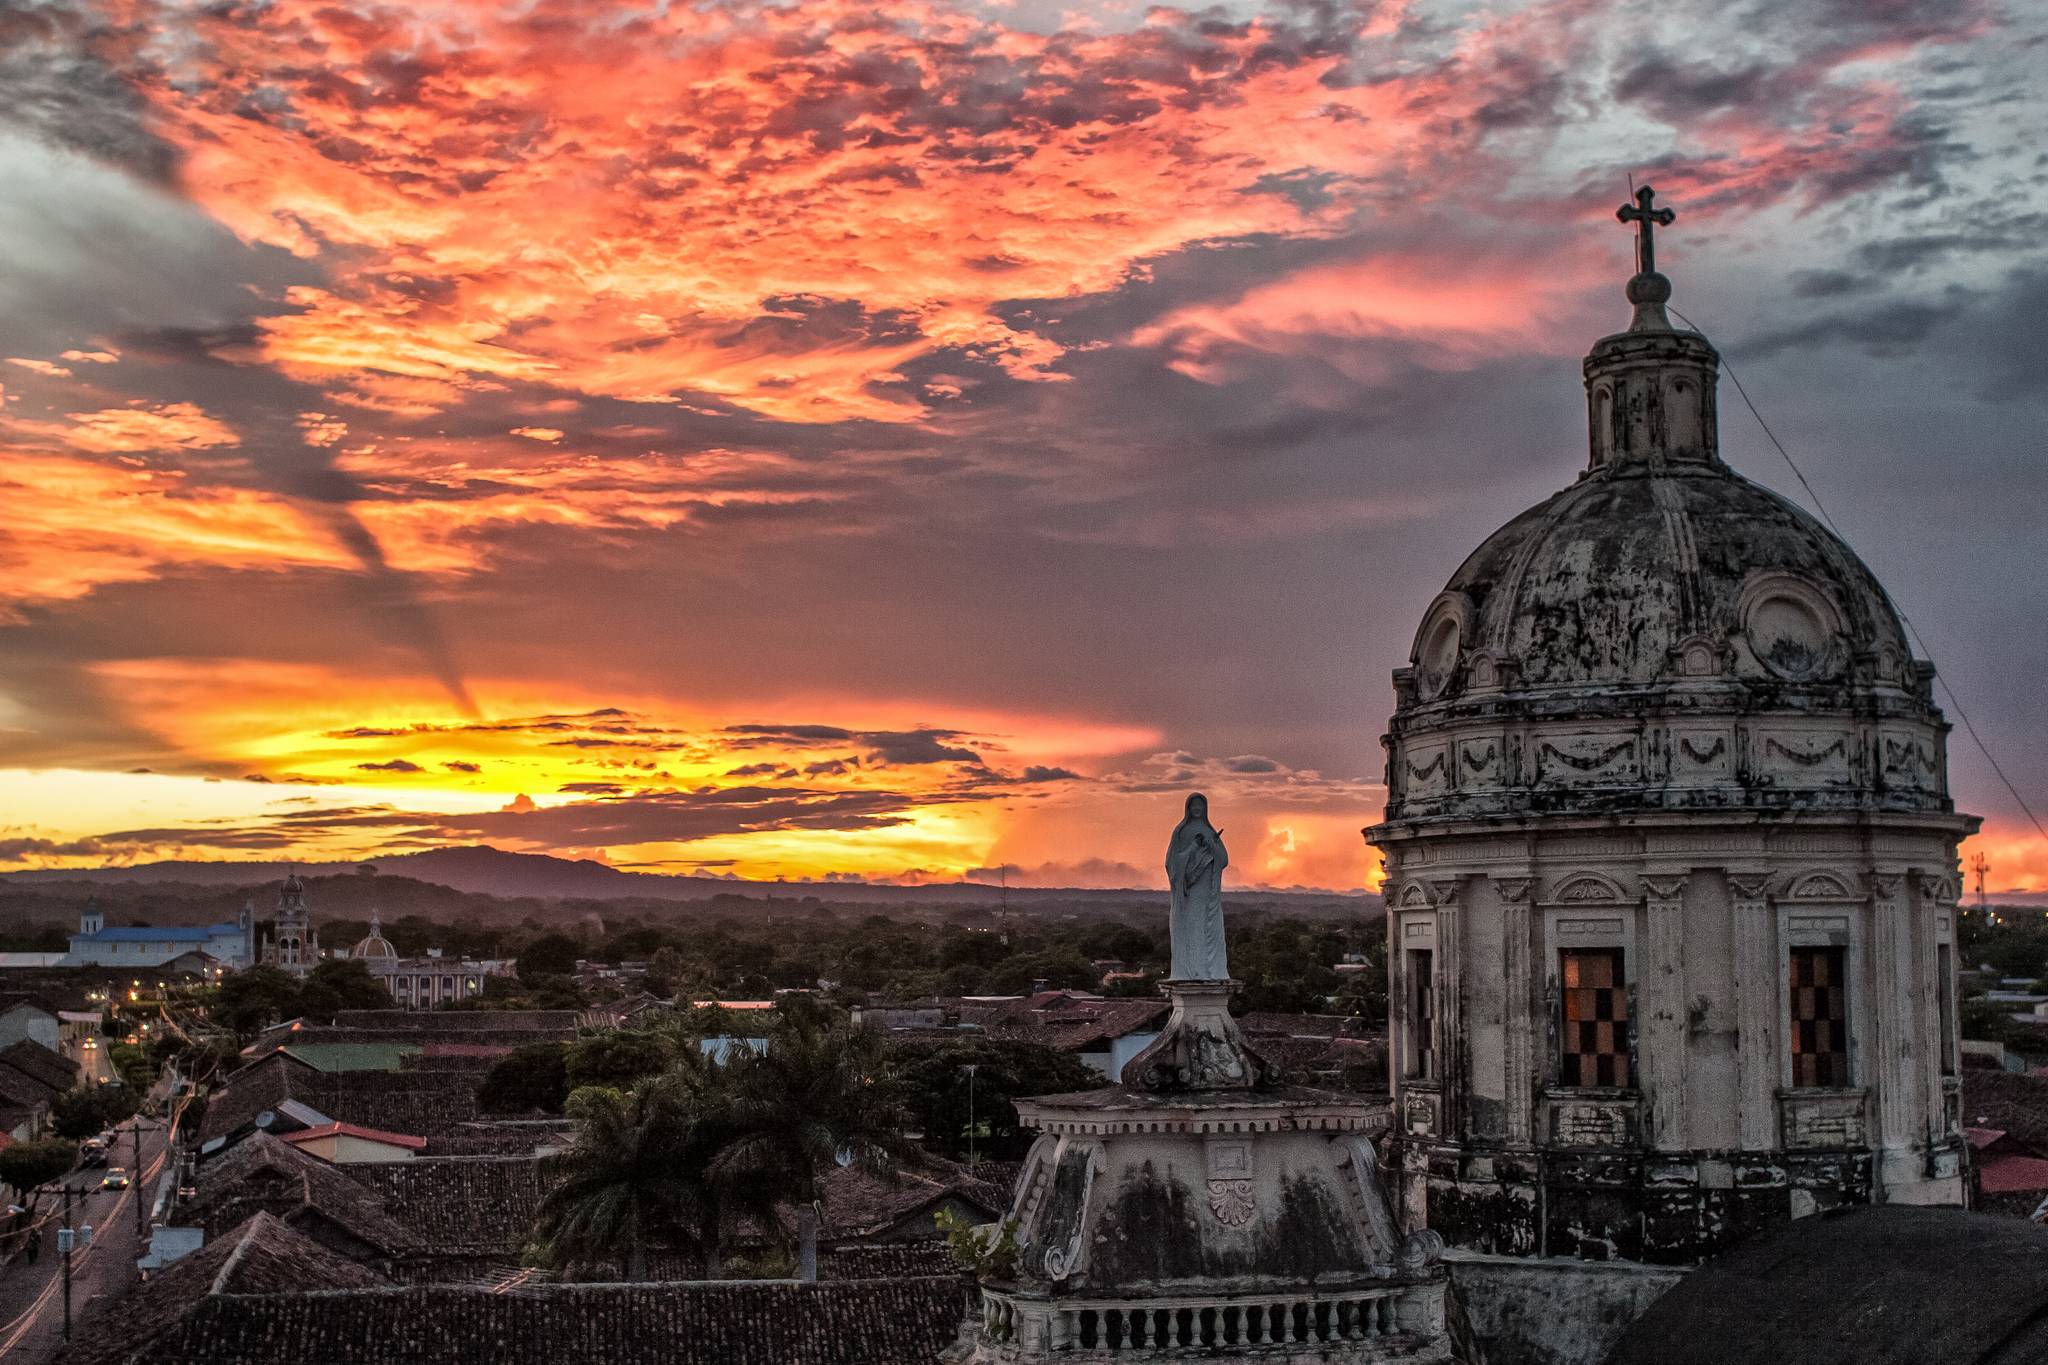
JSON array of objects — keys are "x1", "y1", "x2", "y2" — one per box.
[
  {"x1": 1377, "y1": 269, "x2": 1954, "y2": 829},
  {"x1": 1419, "y1": 460, "x2": 1912, "y2": 696}
]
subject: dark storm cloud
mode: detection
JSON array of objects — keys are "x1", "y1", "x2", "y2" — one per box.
[
  {"x1": 720, "y1": 724, "x2": 983, "y2": 766},
  {"x1": 0, "y1": 0, "x2": 181, "y2": 182},
  {"x1": 355, "y1": 758, "x2": 426, "y2": 773},
  {"x1": 1737, "y1": 295, "x2": 1965, "y2": 359}
]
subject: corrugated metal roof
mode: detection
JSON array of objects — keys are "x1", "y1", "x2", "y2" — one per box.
[{"x1": 77, "y1": 924, "x2": 240, "y2": 942}]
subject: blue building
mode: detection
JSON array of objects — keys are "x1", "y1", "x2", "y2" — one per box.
[{"x1": 62, "y1": 897, "x2": 255, "y2": 971}]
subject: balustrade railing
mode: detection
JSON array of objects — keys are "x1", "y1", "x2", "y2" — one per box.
[{"x1": 980, "y1": 1284, "x2": 1436, "y2": 1356}]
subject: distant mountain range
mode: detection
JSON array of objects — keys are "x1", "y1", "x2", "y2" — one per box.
[{"x1": 0, "y1": 844, "x2": 1373, "y2": 909}]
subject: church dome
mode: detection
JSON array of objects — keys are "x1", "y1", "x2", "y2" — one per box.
[
  {"x1": 1417, "y1": 458, "x2": 1912, "y2": 698},
  {"x1": 351, "y1": 910, "x2": 396, "y2": 960},
  {"x1": 1378, "y1": 227, "x2": 1952, "y2": 829}
]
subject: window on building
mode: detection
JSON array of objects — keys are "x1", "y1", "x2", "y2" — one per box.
[
  {"x1": 1559, "y1": 948, "x2": 1629, "y2": 1088},
  {"x1": 1789, "y1": 945, "x2": 1850, "y2": 1087},
  {"x1": 1938, "y1": 942, "x2": 1957, "y2": 1076},
  {"x1": 1407, "y1": 949, "x2": 1436, "y2": 1081}
]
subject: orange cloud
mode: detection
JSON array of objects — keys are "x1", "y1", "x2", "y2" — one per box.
[{"x1": 0, "y1": 453, "x2": 349, "y2": 612}]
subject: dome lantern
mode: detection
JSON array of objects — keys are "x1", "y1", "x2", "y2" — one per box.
[{"x1": 1585, "y1": 187, "x2": 1720, "y2": 472}]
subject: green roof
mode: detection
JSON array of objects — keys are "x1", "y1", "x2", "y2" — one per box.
[{"x1": 281, "y1": 1043, "x2": 419, "y2": 1073}]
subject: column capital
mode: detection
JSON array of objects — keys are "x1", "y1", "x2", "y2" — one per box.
[
  {"x1": 1726, "y1": 870, "x2": 1771, "y2": 902},
  {"x1": 1427, "y1": 876, "x2": 1465, "y2": 907},
  {"x1": 1493, "y1": 876, "x2": 1533, "y2": 903},
  {"x1": 1866, "y1": 871, "x2": 1906, "y2": 901},
  {"x1": 1642, "y1": 873, "x2": 1688, "y2": 902}
]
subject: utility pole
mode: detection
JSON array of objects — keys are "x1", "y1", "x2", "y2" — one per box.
[
  {"x1": 1973, "y1": 852, "x2": 1991, "y2": 911},
  {"x1": 964, "y1": 1063, "x2": 978, "y2": 1166},
  {"x1": 60, "y1": 1184, "x2": 73, "y2": 1342},
  {"x1": 133, "y1": 1120, "x2": 146, "y2": 1237}
]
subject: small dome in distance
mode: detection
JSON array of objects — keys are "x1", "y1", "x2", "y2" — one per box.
[{"x1": 351, "y1": 909, "x2": 397, "y2": 961}]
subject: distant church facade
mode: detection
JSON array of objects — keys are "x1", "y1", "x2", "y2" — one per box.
[{"x1": 1368, "y1": 191, "x2": 1975, "y2": 1264}]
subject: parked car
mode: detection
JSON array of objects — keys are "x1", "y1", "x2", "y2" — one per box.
[
  {"x1": 100, "y1": 1167, "x2": 130, "y2": 1190},
  {"x1": 80, "y1": 1148, "x2": 107, "y2": 1169}
]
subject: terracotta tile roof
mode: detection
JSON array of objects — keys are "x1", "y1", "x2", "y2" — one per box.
[
  {"x1": 62, "y1": 1213, "x2": 388, "y2": 1365},
  {"x1": 0, "y1": 1060, "x2": 59, "y2": 1120},
  {"x1": 200, "y1": 1054, "x2": 495, "y2": 1145},
  {"x1": 1963, "y1": 1069, "x2": 2048, "y2": 1154},
  {"x1": 184, "y1": 1133, "x2": 421, "y2": 1256},
  {"x1": 1979, "y1": 1153, "x2": 2048, "y2": 1195},
  {"x1": 1238, "y1": 1012, "x2": 1377, "y2": 1039},
  {"x1": 0, "y1": 1038, "x2": 78, "y2": 1093},
  {"x1": 964, "y1": 1160, "x2": 1023, "y2": 1195},
  {"x1": 816, "y1": 1158, "x2": 1007, "y2": 1240},
  {"x1": 421, "y1": 1122, "x2": 574, "y2": 1157},
  {"x1": 90, "y1": 1277, "x2": 971, "y2": 1365},
  {"x1": 961, "y1": 997, "x2": 1168, "y2": 1053},
  {"x1": 351, "y1": 1157, "x2": 552, "y2": 1258},
  {"x1": 819, "y1": 1242, "x2": 960, "y2": 1280}
]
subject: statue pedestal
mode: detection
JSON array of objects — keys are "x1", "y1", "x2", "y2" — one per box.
[
  {"x1": 968, "y1": 1087, "x2": 1448, "y2": 1363},
  {"x1": 1119, "y1": 978, "x2": 1277, "y2": 1093}
]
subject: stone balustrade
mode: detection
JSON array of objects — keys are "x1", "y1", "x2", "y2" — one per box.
[{"x1": 977, "y1": 1282, "x2": 1447, "y2": 1359}]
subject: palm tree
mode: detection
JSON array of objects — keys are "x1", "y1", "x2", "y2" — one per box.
[
  {"x1": 530, "y1": 1070, "x2": 721, "y2": 1280},
  {"x1": 710, "y1": 1004, "x2": 917, "y2": 1272}
]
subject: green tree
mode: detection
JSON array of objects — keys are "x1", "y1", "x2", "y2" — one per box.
[
  {"x1": 531, "y1": 1070, "x2": 730, "y2": 1280},
  {"x1": 478, "y1": 1042, "x2": 570, "y2": 1115},
  {"x1": 518, "y1": 933, "x2": 582, "y2": 983},
  {"x1": 49, "y1": 1085, "x2": 139, "y2": 1140},
  {"x1": 893, "y1": 1038, "x2": 1099, "y2": 1160},
  {"x1": 0, "y1": 1139, "x2": 77, "y2": 1203},
  {"x1": 295, "y1": 960, "x2": 395, "y2": 1021},
  {"x1": 712, "y1": 1010, "x2": 915, "y2": 1271},
  {"x1": 565, "y1": 1031, "x2": 672, "y2": 1092},
  {"x1": 208, "y1": 965, "x2": 305, "y2": 1039}
]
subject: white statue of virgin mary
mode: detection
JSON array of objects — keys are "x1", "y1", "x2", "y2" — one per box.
[{"x1": 1166, "y1": 792, "x2": 1229, "y2": 980}]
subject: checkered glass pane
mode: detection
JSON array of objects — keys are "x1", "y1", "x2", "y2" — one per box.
[
  {"x1": 1559, "y1": 949, "x2": 1629, "y2": 1088},
  {"x1": 1789, "y1": 945, "x2": 1849, "y2": 1087}
]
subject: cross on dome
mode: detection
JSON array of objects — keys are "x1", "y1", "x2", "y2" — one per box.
[
  {"x1": 1615, "y1": 184, "x2": 1679, "y2": 331},
  {"x1": 1617, "y1": 185, "x2": 1675, "y2": 276}
]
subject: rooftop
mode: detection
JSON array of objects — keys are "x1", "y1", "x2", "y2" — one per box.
[
  {"x1": 65, "y1": 1275, "x2": 971, "y2": 1365},
  {"x1": 75, "y1": 925, "x2": 241, "y2": 943},
  {"x1": 1604, "y1": 1205, "x2": 2048, "y2": 1365}
]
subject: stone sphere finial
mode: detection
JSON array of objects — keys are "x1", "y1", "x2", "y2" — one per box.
[
  {"x1": 1626, "y1": 269, "x2": 1674, "y2": 331},
  {"x1": 1626, "y1": 270, "x2": 1671, "y2": 305}
]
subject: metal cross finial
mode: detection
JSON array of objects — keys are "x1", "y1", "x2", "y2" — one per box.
[{"x1": 1617, "y1": 185, "x2": 1675, "y2": 276}]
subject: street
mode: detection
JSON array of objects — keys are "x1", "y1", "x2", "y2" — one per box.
[{"x1": 0, "y1": 1118, "x2": 172, "y2": 1363}]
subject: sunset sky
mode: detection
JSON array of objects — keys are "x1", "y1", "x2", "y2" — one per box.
[{"x1": 2, "y1": 0, "x2": 2045, "y2": 892}]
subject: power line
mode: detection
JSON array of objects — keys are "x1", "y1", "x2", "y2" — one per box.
[{"x1": 1669, "y1": 304, "x2": 2048, "y2": 845}]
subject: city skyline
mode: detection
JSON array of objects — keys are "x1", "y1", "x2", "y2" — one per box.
[{"x1": 4, "y1": 0, "x2": 2045, "y2": 891}]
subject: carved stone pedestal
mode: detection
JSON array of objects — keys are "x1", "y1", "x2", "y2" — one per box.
[
  {"x1": 1119, "y1": 979, "x2": 1278, "y2": 1093},
  {"x1": 963, "y1": 1087, "x2": 1450, "y2": 1363}
]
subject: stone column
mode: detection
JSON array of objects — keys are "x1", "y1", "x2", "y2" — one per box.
[
  {"x1": 1429, "y1": 876, "x2": 1465, "y2": 1139},
  {"x1": 1496, "y1": 877, "x2": 1534, "y2": 1146},
  {"x1": 1913, "y1": 869, "x2": 1952, "y2": 1135},
  {"x1": 1728, "y1": 872, "x2": 1777, "y2": 1151},
  {"x1": 1867, "y1": 871, "x2": 1915, "y2": 1188},
  {"x1": 1642, "y1": 872, "x2": 1689, "y2": 1150}
]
